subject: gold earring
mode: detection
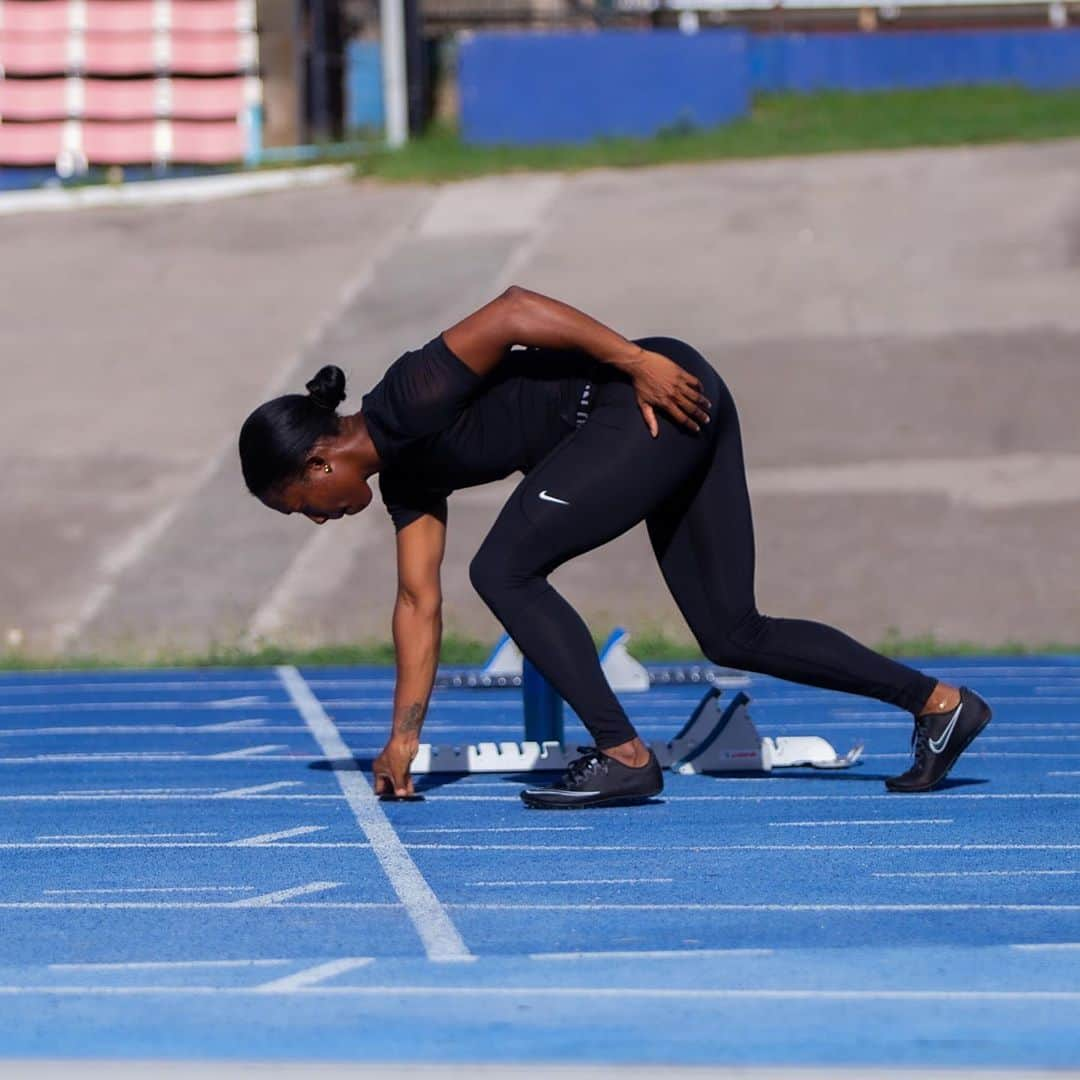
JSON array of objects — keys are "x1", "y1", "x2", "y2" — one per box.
[{"x1": 324, "y1": 465, "x2": 331, "y2": 474}]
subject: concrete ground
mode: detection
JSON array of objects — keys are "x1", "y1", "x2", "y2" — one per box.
[{"x1": 2, "y1": 139, "x2": 1079, "y2": 658}]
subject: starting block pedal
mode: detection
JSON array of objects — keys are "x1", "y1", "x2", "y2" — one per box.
[
  {"x1": 668, "y1": 689, "x2": 863, "y2": 774},
  {"x1": 410, "y1": 687, "x2": 863, "y2": 775}
]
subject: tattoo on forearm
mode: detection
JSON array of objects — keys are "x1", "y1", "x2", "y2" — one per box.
[{"x1": 399, "y1": 702, "x2": 425, "y2": 736}]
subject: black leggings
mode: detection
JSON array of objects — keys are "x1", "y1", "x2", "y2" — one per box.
[{"x1": 469, "y1": 338, "x2": 938, "y2": 750}]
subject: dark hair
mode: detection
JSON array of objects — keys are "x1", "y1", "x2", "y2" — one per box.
[{"x1": 238, "y1": 365, "x2": 347, "y2": 498}]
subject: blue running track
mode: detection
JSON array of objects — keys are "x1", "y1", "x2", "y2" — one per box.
[{"x1": 0, "y1": 657, "x2": 1078, "y2": 1068}]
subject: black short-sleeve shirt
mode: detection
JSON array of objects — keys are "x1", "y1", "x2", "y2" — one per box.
[{"x1": 361, "y1": 335, "x2": 595, "y2": 531}]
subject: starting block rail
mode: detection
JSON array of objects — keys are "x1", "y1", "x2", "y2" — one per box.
[{"x1": 434, "y1": 629, "x2": 750, "y2": 693}]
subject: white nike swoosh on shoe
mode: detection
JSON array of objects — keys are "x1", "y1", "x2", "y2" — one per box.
[
  {"x1": 538, "y1": 490, "x2": 570, "y2": 506},
  {"x1": 928, "y1": 701, "x2": 963, "y2": 755}
]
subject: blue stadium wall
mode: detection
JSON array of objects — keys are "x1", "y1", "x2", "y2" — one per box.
[{"x1": 457, "y1": 27, "x2": 1080, "y2": 145}]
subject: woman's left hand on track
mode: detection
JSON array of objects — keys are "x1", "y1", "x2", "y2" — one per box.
[
  {"x1": 624, "y1": 349, "x2": 712, "y2": 438},
  {"x1": 373, "y1": 736, "x2": 419, "y2": 799}
]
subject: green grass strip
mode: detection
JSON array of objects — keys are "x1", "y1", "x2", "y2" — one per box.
[
  {"x1": 1, "y1": 631, "x2": 1077, "y2": 672},
  {"x1": 354, "y1": 86, "x2": 1080, "y2": 183}
]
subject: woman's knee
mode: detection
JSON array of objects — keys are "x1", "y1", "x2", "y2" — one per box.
[{"x1": 699, "y1": 608, "x2": 770, "y2": 667}]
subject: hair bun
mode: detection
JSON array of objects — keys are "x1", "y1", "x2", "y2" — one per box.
[{"x1": 305, "y1": 365, "x2": 347, "y2": 411}]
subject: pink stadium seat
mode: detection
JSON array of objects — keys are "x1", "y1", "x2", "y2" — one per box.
[
  {"x1": 171, "y1": 0, "x2": 255, "y2": 34},
  {"x1": 0, "y1": 31, "x2": 68, "y2": 75},
  {"x1": 170, "y1": 119, "x2": 245, "y2": 162},
  {"x1": 81, "y1": 120, "x2": 156, "y2": 163},
  {"x1": 0, "y1": 1, "x2": 69, "y2": 34},
  {"x1": 0, "y1": 121, "x2": 63, "y2": 165},
  {"x1": 169, "y1": 31, "x2": 252, "y2": 74},
  {"x1": 83, "y1": 1, "x2": 157, "y2": 33},
  {"x1": 0, "y1": 0, "x2": 254, "y2": 34},
  {"x1": 170, "y1": 77, "x2": 248, "y2": 119},
  {"x1": 83, "y1": 79, "x2": 159, "y2": 120},
  {"x1": 82, "y1": 31, "x2": 156, "y2": 75},
  {"x1": 0, "y1": 77, "x2": 67, "y2": 121}
]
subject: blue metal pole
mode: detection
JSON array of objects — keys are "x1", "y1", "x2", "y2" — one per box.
[{"x1": 522, "y1": 659, "x2": 564, "y2": 746}]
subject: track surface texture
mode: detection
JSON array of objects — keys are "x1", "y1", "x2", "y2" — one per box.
[{"x1": 0, "y1": 657, "x2": 1078, "y2": 1071}]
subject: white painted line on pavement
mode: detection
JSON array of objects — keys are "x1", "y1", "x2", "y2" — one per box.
[
  {"x1": 0, "y1": 985, "x2": 1078, "y2": 1002},
  {"x1": 35, "y1": 833, "x2": 217, "y2": 840},
  {"x1": 529, "y1": 948, "x2": 772, "y2": 961},
  {"x1": 215, "y1": 781, "x2": 303, "y2": 797},
  {"x1": 49, "y1": 959, "x2": 288, "y2": 970},
  {"x1": 1010, "y1": 942, "x2": 1080, "y2": 951},
  {"x1": 876, "y1": 870, "x2": 1080, "y2": 878},
  {"x1": 469, "y1": 878, "x2": 674, "y2": 887},
  {"x1": 228, "y1": 826, "x2": 327, "y2": 846},
  {"x1": 44, "y1": 887, "x2": 255, "y2": 895},
  {"x1": 770, "y1": 819, "x2": 953, "y2": 827},
  {"x1": 210, "y1": 744, "x2": 287, "y2": 759},
  {"x1": 231, "y1": 882, "x2": 343, "y2": 907},
  {"x1": 277, "y1": 665, "x2": 472, "y2": 963},
  {"x1": 254, "y1": 957, "x2": 374, "y2": 992}
]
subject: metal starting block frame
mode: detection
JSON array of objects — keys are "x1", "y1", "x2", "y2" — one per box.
[
  {"x1": 435, "y1": 628, "x2": 750, "y2": 693},
  {"x1": 411, "y1": 688, "x2": 863, "y2": 775}
]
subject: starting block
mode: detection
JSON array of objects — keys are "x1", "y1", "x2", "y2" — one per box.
[
  {"x1": 411, "y1": 687, "x2": 863, "y2": 775},
  {"x1": 434, "y1": 629, "x2": 749, "y2": 693}
]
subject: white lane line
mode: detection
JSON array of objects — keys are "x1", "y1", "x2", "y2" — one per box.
[
  {"x1": 49, "y1": 959, "x2": 288, "y2": 970},
  {"x1": 54, "y1": 788, "x2": 221, "y2": 795},
  {"x1": 770, "y1": 819, "x2": 953, "y2": 828},
  {"x1": 215, "y1": 781, "x2": 303, "y2": 798},
  {"x1": 468, "y1": 878, "x2": 675, "y2": 887},
  {"x1": 0, "y1": 841, "x2": 370, "y2": 850},
  {"x1": 230, "y1": 882, "x2": 343, "y2": 907},
  {"x1": 228, "y1": 826, "x2": 327, "y2": 846},
  {"x1": 1011, "y1": 942, "x2": 1080, "y2": 951},
  {"x1": 44, "y1": 887, "x2": 256, "y2": 895},
  {"x1": 0, "y1": 699, "x2": 510, "y2": 713},
  {"x1": 2, "y1": 901, "x2": 1077, "y2": 913},
  {"x1": 403, "y1": 826, "x2": 593, "y2": 834},
  {"x1": 415, "y1": 793, "x2": 1080, "y2": 802},
  {"x1": 0, "y1": 750, "x2": 316, "y2": 764},
  {"x1": 277, "y1": 665, "x2": 471, "y2": 963},
  {"x1": 35, "y1": 833, "x2": 218, "y2": 840},
  {"x1": 0, "y1": 985, "x2": 1078, "y2": 1002},
  {"x1": 254, "y1": 957, "x2": 374, "y2": 992},
  {"x1": 876, "y1": 870, "x2": 1080, "y2": 878},
  {"x1": 530, "y1": 948, "x2": 772, "y2": 960},
  {"x1": 0, "y1": 901, "x2": 397, "y2": 910},
  {"x1": 210, "y1": 744, "x2": 288, "y2": 760},
  {"x1": 447, "y1": 903, "x2": 1080, "y2": 913},
  {"x1": 4, "y1": 792, "x2": 1078, "y2": 805}
]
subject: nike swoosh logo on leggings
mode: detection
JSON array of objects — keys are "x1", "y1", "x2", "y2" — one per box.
[
  {"x1": 928, "y1": 702, "x2": 963, "y2": 755},
  {"x1": 538, "y1": 491, "x2": 570, "y2": 506}
]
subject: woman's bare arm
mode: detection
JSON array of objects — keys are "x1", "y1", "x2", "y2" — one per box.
[
  {"x1": 372, "y1": 513, "x2": 446, "y2": 798},
  {"x1": 443, "y1": 286, "x2": 711, "y2": 435}
]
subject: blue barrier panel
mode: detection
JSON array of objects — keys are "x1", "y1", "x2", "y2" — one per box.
[
  {"x1": 346, "y1": 39, "x2": 384, "y2": 132},
  {"x1": 750, "y1": 29, "x2": 1080, "y2": 94},
  {"x1": 460, "y1": 30, "x2": 750, "y2": 145}
]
